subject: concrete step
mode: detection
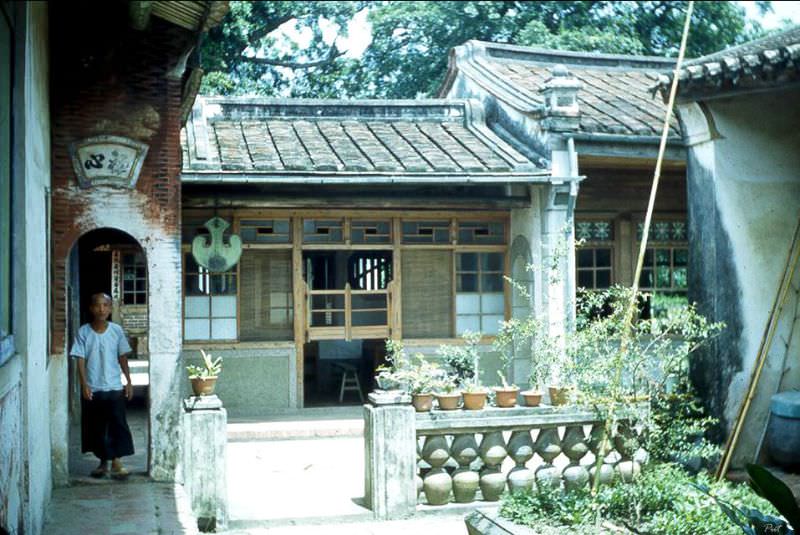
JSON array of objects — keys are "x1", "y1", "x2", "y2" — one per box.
[
  {"x1": 227, "y1": 407, "x2": 364, "y2": 441},
  {"x1": 223, "y1": 503, "x2": 496, "y2": 533}
]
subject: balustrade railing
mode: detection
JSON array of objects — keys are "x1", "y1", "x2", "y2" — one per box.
[
  {"x1": 414, "y1": 406, "x2": 647, "y2": 506},
  {"x1": 364, "y1": 396, "x2": 647, "y2": 519}
]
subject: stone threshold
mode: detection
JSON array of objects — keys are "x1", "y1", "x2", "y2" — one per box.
[
  {"x1": 227, "y1": 502, "x2": 497, "y2": 531},
  {"x1": 227, "y1": 407, "x2": 365, "y2": 440}
]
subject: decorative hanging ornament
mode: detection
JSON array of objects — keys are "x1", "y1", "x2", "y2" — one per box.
[{"x1": 191, "y1": 217, "x2": 242, "y2": 272}]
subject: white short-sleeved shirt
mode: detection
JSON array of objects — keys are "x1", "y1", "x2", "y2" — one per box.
[{"x1": 70, "y1": 322, "x2": 133, "y2": 392}]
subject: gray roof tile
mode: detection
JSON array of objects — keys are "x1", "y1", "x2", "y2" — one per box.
[
  {"x1": 441, "y1": 41, "x2": 680, "y2": 137},
  {"x1": 182, "y1": 98, "x2": 544, "y2": 179},
  {"x1": 656, "y1": 25, "x2": 800, "y2": 98}
]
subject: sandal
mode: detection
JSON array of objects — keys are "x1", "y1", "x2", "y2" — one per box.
[
  {"x1": 110, "y1": 465, "x2": 130, "y2": 480},
  {"x1": 90, "y1": 466, "x2": 108, "y2": 478}
]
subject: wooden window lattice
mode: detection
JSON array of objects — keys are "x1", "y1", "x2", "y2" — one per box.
[
  {"x1": 239, "y1": 250, "x2": 293, "y2": 341},
  {"x1": 239, "y1": 219, "x2": 291, "y2": 244},
  {"x1": 402, "y1": 250, "x2": 453, "y2": 338},
  {"x1": 303, "y1": 219, "x2": 344, "y2": 244},
  {"x1": 401, "y1": 220, "x2": 451, "y2": 244}
]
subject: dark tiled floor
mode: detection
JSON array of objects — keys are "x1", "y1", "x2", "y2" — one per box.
[{"x1": 45, "y1": 481, "x2": 198, "y2": 535}]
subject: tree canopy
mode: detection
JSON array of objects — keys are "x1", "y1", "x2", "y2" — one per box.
[{"x1": 200, "y1": 1, "x2": 773, "y2": 99}]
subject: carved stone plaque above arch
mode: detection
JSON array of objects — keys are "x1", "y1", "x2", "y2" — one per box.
[{"x1": 69, "y1": 135, "x2": 149, "y2": 189}]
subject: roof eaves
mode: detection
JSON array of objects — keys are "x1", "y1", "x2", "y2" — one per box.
[
  {"x1": 180, "y1": 170, "x2": 555, "y2": 186},
  {"x1": 655, "y1": 25, "x2": 800, "y2": 101}
]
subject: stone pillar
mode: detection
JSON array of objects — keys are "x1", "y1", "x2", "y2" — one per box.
[
  {"x1": 364, "y1": 391, "x2": 417, "y2": 520},
  {"x1": 539, "y1": 181, "x2": 577, "y2": 339},
  {"x1": 182, "y1": 395, "x2": 228, "y2": 532}
]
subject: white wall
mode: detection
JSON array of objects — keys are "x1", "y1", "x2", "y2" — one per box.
[
  {"x1": 680, "y1": 87, "x2": 800, "y2": 467},
  {"x1": 2, "y1": 3, "x2": 53, "y2": 534}
]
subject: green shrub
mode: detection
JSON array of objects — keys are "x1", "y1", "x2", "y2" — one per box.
[{"x1": 500, "y1": 463, "x2": 777, "y2": 534}]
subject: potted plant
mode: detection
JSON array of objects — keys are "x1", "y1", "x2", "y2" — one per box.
[
  {"x1": 521, "y1": 353, "x2": 547, "y2": 407},
  {"x1": 406, "y1": 354, "x2": 443, "y2": 412},
  {"x1": 493, "y1": 371, "x2": 519, "y2": 408},
  {"x1": 461, "y1": 381, "x2": 490, "y2": 410},
  {"x1": 493, "y1": 318, "x2": 533, "y2": 408},
  {"x1": 433, "y1": 377, "x2": 462, "y2": 410},
  {"x1": 186, "y1": 349, "x2": 222, "y2": 396},
  {"x1": 439, "y1": 331, "x2": 490, "y2": 410},
  {"x1": 374, "y1": 339, "x2": 409, "y2": 391}
]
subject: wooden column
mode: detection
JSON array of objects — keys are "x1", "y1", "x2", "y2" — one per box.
[
  {"x1": 292, "y1": 218, "x2": 305, "y2": 408},
  {"x1": 391, "y1": 218, "x2": 402, "y2": 340}
]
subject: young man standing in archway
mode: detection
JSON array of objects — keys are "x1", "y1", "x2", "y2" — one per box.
[{"x1": 70, "y1": 293, "x2": 135, "y2": 479}]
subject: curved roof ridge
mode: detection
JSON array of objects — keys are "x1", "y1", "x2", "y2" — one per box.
[{"x1": 464, "y1": 40, "x2": 678, "y2": 69}]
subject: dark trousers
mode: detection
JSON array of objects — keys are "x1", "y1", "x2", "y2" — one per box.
[{"x1": 81, "y1": 389, "x2": 135, "y2": 461}]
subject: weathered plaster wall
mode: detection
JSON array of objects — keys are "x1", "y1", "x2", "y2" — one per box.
[
  {"x1": 680, "y1": 88, "x2": 800, "y2": 463},
  {"x1": 0, "y1": 358, "x2": 23, "y2": 533},
  {"x1": 49, "y1": 12, "x2": 191, "y2": 481},
  {"x1": 0, "y1": 3, "x2": 51, "y2": 534},
  {"x1": 19, "y1": 4, "x2": 52, "y2": 531},
  {"x1": 183, "y1": 346, "x2": 297, "y2": 417}
]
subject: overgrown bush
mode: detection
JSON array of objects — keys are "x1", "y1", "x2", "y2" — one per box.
[
  {"x1": 500, "y1": 464, "x2": 777, "y2": 534},
  {"x1": 646, "y1": 377, "x2": 720, "y2": 470}
]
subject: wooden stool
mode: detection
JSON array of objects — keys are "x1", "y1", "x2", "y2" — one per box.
[{"x1": 334, "y1": 362, "x2": 364, "y2": 403}]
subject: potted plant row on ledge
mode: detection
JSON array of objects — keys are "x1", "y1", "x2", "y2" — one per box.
[{"x1": 373, "y1": 323, "x2": 574, "y2": 412}]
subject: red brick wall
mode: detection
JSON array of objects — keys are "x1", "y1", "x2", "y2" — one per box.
[{"x1": 50, "y1": 14, "x2": 192, "y2": 353}]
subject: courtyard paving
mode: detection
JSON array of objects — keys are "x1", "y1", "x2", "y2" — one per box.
[{"x1": 46, "y1": 406, "x2": 472, "y2": 534}]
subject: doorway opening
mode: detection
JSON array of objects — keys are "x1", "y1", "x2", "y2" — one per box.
[
  {"x1": 66, "y1": 228, "x2": 150, "y2": 479},
  {"x1": 302, "y1": 250, "x2": 392, "y2": 406}
]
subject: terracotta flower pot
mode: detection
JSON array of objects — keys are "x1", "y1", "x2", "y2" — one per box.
[
  {"x1": 492, "y1": 386, "x2": 520, "y2": 408},
  {"x1": 435, "y1": 392, "x2": 462, "y2": 410},
  {"x1": 521, "y1": 390, "x2": 543, "y2": 407},
  {"x1": 191, "y1": 376, "x2": 218, "y2": 396},
  {"x1": 548, "y1": 385, "x2": 572, "y2": 406},
  {"x1": 412, "y1": 393, "x2": 434, "y2": 412},
  {"x1": 462, "y1": 391, "x2": 489, "y2": 410}
]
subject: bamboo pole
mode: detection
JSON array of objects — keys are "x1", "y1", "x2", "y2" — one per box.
[
  {"x1": 592, "y1": 1, "x2": 694, "y2": 494},
  {"x1": 716, "y1": 216, "x2": 800, "y2": 480}
]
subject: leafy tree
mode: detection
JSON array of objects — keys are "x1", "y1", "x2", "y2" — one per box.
[
  {"x1": 200, "y1": 1, "x2": 772, "y2": 99},
  {"x1": 200, "y1": 1, "x2": 367, "y2": 96}
]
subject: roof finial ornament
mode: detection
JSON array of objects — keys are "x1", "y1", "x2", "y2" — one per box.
[
  {"x1": 551, "y1": 64, "x2": 571, "y2": 77},
  {"x1": 539, "y1": 64, "x2": 582, "y2": 132}
]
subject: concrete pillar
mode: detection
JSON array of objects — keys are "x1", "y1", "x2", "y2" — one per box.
[
  {"x1": 364, "y1": 392, "x2": 417, "y2": 520},
  {"x1": 182, "y1": 394, "x2": 228, "y2": 532}
]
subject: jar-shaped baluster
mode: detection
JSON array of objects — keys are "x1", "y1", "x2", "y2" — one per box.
[
  {"x1": 613, "y1": 420, "x2": 638, "y2": 460},
  {"x1": 421, "y1": 435, "x2": 452, "y2": 505},
  {"x1": 450, "y1": 434, "x2": 480, "y2": 503},
  {"x1": 506, "y1": 430, "x2": 535, "y2": 494},
  {"x1": 534, "y1": 427, "x2": 562, "y2": 489},
  {"x1": 479, "y1": 432, "x2": 507, "y2": 501},
  {"x1": 561, "y1": 425, "x2": 590, "y2": 491},
  {"x1": 589, "y1": 463, "x2": 616, "y2": 486}
]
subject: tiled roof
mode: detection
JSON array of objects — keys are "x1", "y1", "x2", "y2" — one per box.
[
  {"x1": 181, "y1": 98, "x2": 547, "y2": 182},
  {"x1": 655, "y1": 25, "x2": 800, "y2": 99},
  {"x1": 440, "y1": 41, "x2": 680, "y2": 138}
]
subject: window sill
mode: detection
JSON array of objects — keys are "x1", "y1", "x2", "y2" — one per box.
[
  {"x1": 183, "y1": 340, "x2": 295, "y2": 350},
  {"x1": 402, "y1": 337, "x2": 497, "y2": 346}
]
